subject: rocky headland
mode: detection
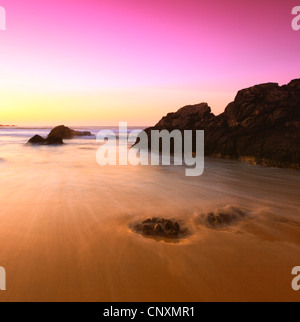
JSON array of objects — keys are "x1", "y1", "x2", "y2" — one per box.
[{"x1": 140, "y1": 79, "x2": 300, "y2": 169}]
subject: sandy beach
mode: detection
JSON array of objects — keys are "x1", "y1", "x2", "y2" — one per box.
[{"x1": 0, "y1": 128, "x2": 299, "y2": 302}]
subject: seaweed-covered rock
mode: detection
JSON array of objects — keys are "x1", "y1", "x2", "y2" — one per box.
[{"x1": 132, "y1": 217, "x2": 187, "y2": 239}]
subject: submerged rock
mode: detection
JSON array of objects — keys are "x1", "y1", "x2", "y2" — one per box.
[
  {"x1": 132, "y1": 217, "x2": 187, "y2": 239},
  {"x1": 206, "y1": 212, "x2": 238, "y2": 226},
  {"x1": 202, "y1": 207, "x2": 246, "y2": 228},
  {"x1": 47, "y1": 125, "x2": 92, "y2": 139}
]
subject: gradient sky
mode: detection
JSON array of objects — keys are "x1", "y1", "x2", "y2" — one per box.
[{"x1": 0, "y1": 0, "x2": 299, "y2": 126}]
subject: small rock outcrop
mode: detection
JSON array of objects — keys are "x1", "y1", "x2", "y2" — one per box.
[
  {"x1": 28, "y1": 135, "x2": 45, "y2": 144},
  {"x1": 131, "y1": 217, "x2": 187, "y2": 239},
  {"x1": 47, "y1": 125, "x2": 92, "y2": 139},
  {"x1": 28, "y1": 134, "x2": 63, "y2": 145},
  {"x1": 27, "y1": 125, "x2": 92, "y2": 145},
  {"x1": 205, "y1": 210, "x2": 246, "y2": 227},
  {"x1": 195, "y1": 206, "x2": 247, "y2": 228},
  {"x1": 137, "y1": 79, "x2": 300, "y2": 169}
]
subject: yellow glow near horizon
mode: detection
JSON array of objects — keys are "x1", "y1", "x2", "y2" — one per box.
[{"x1": 0, "y1": 87, "x2": 233, "y2": 127}]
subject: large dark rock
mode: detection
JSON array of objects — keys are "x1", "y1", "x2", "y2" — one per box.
[
  {"x1": 47, "y1": 125, "x2": 92, "y2": 139},
  {"x1": 28, "y1": 134, "x2": 63, "y2": 145},
  {"x1": 154, "y1": 103, "x2": 214, "y2": 130},
  {"x1": 138, "y1": 79, "x2": 300, "y2": 169}
]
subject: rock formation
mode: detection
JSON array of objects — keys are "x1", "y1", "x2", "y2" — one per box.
[
  {"x1": 28, "y1": 134, "x2": 63, "y2": 145},
  {"x1": 131, "y1": 217, "x2": 188, "y2": 239},
  {"x1": 27, "y1": 125, "x2": 92, "y2": 145},
  {"x1": 204, "y1": 210, "x2": 246, "y2": 228},
  {"x1": 139, "y1": 79, "x2": 300, "y2": 169},
  {"x1": 47, "y1": 125, "x2": 92, "y2": 139},
  {"x1": 195, "y1": 206, "x2": 248, "y2": 228}
]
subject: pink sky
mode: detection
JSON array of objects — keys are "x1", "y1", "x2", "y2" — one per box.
[{"x1": 0, "y1": 0, "x2": 299, "y2": 125}]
